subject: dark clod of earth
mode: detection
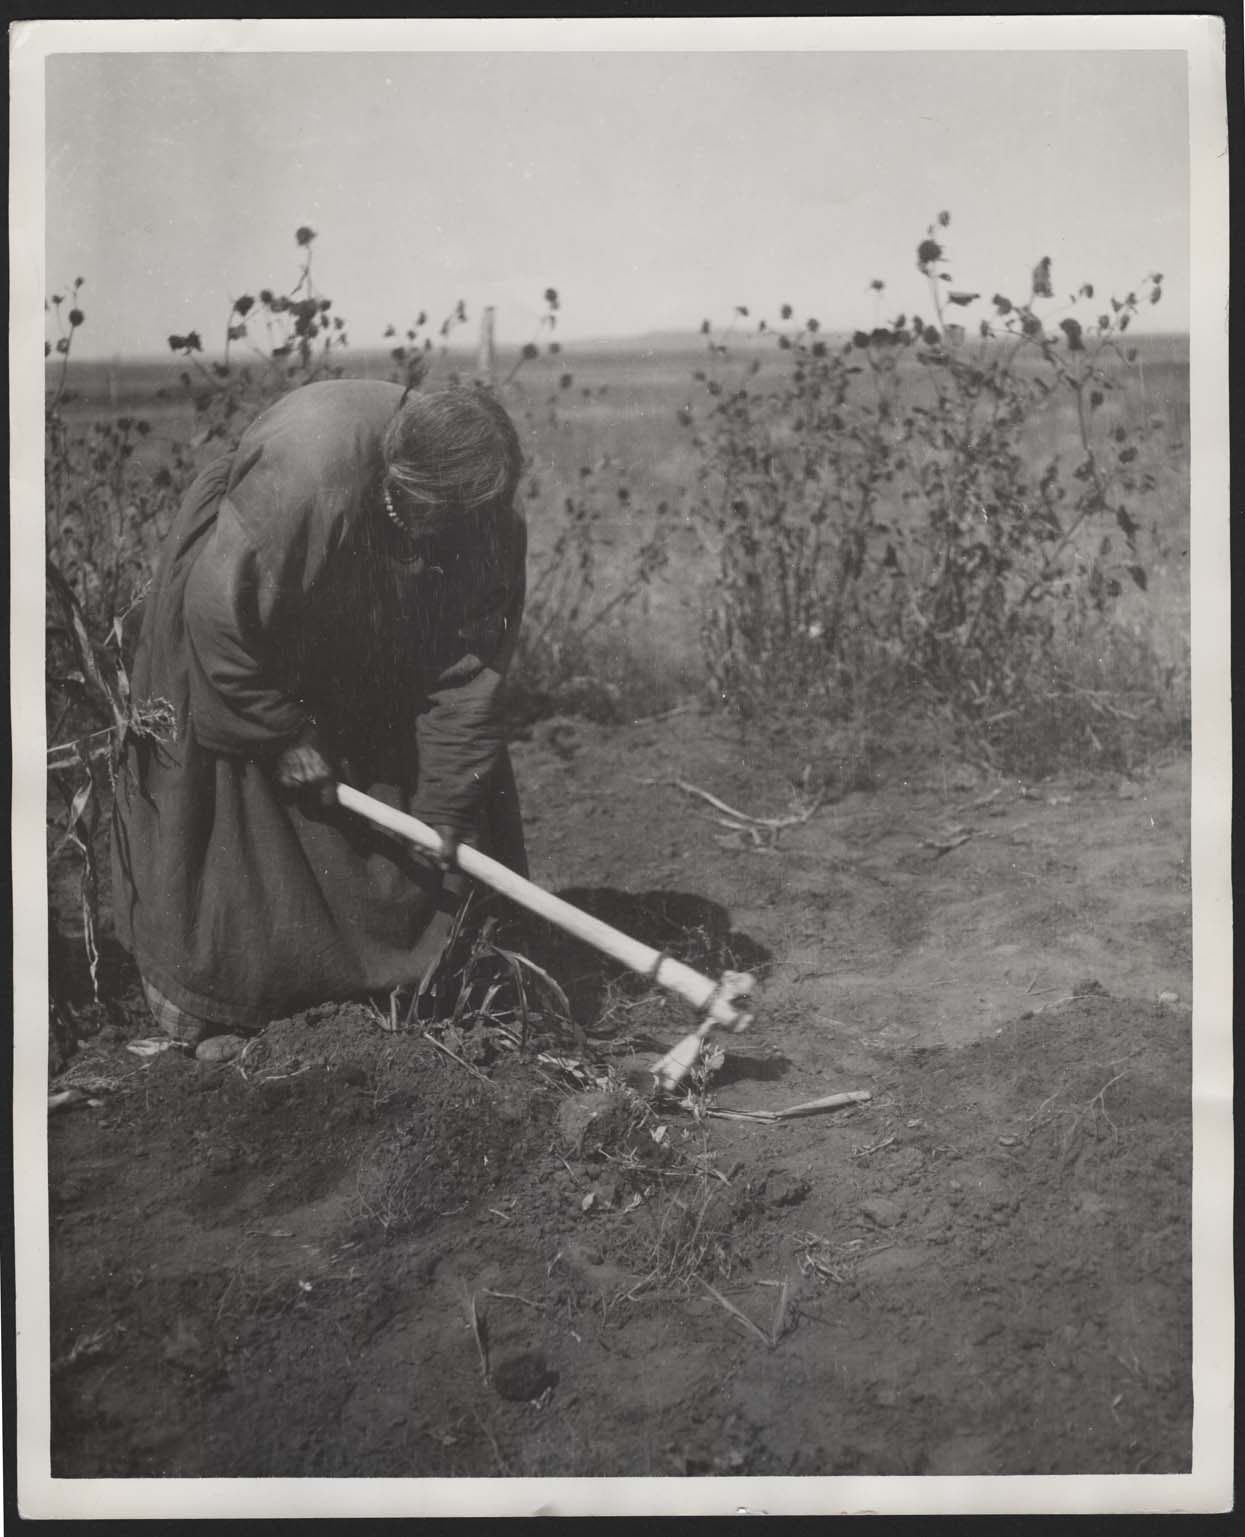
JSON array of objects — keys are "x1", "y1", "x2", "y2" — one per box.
[{"x1": 492, "y1": 1350, "x2": 558, "y2": 1404}]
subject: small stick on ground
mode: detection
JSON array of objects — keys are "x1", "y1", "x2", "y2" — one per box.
[
  {"x1": 1024, "y1": 1088, "x2": 1073, "y2": 1138},
  {"x1": 255, "y1": 1064, "x2": 313, "y2": 1085},
  {"x1": 1031, "y1": 995, "x2": 1077, "y2": 1014},
  {"x1": 470, "y1": 1410, "x2": 511, "y2": 1475},
  {"x1": 772, "y1": 1279, "x2": 789, "y2": 1346},
  {"x1": 755, "y1": 1278, "x2": 791, "y2": 1346},
  {"x1": 631, "y1": 702, "x2": 695, "y2": 727},
  {"x1": 623, "y1": 1269, "x2": 660, "y2": 1303},
  {"x1": 687, "y1": 1154, "x2": 734, "y2": 1186},
  {"x1": 467, "y1": 1290, "x2": 490, "y2": 1381},
  {"x1": 482, "y1": 1289, "x2": 545, "y2": 1312},
  {"x1": 422, "y1": 1031, "x2": 491, "y2": 1085},
  {"x1": 851, "y1": 1132, "x2": 896, "y2": 1158},
  {"x1": 669, "y1": 778, "x2": 826, "y2": 832},
  {"x1": 1078, "y1": 1068, "x2": 1128, "y2": 1142},
  {"x1": 953, "y1": 787, "x2": 1003, "y2": 814},
  {"x1": 709, "y1": 1089, "x2": 872, "y2": 1123},
  {"x1": 231, "y1": 1037, "x2": 263, "y2": 1081},
  {"x1": 696, "y1": 1276, "x2": 773, "y2": 1349},
  {"x1": 920, "y1": 829, "x2": 975, "y2": 855}
]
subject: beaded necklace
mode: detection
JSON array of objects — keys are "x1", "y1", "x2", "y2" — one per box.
[
  {"x1": 383, "y1": 486, "x2": 409, "y2": 535},
  {"x1": 382, "y1": 486, "x2": 444, "y2": 574}
]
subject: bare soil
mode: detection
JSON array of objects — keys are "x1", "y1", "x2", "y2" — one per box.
[{"x1": 47, "y1": 711, "x2": 1192, "y2": 1478}]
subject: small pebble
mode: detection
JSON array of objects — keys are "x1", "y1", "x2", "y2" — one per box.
[
  {"x1": 556, "y1": 1091, "x2": 631, "y2": 1154},
  {"x1": 1157, "y1": 990, "x2": 1180, "y2": 1005},
  {"x1": 763, "y1": 1171, "x2": 811, "y2": 1209},
  {"x1": 998, "y1": 1135, "x2": 1019, "y2": 1147},
  {"x1": 858, "y1": 1196, "x2": 903, "y2": 1229},
  {"x1": 195, "y1": 1034, "x2": 250, "y2": 1064}
]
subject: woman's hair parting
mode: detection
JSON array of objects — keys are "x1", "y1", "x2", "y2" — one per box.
[{"x1": 382, "y1": 386, "x2": 523, "y2": 512}]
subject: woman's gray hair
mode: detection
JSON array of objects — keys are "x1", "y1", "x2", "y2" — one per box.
[{"x1": 382, "y1": 386, "x2": 523, "y2": 512}]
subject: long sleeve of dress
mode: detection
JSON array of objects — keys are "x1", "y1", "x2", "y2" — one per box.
[
  {"x1": 178, "y1": 385, "x2": 375, "y2": 756},
  {"x1": 182, "y1": 496, "x2": 311, "y2": 754},
  {"x1": 410, "y1": 515, "x2": 526, "y2": 835}
]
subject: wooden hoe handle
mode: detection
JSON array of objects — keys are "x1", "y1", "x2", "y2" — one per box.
[{"x1": 335, "y1": 784, "x2": 756, "y2": 1033}]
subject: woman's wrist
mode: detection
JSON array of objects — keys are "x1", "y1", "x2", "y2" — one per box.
[{"x1": 292, "y1": 715, "x2": 322, "y2": 750}]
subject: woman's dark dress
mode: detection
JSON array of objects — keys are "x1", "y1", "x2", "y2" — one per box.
[{"x1": 111, "y1": 380, "x2": 527, "y2": 1029}]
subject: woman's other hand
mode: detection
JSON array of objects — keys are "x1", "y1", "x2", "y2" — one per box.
[
  {"x1": 411, "y1": 826, "x2": 465, "y2": 875},
  {"x1": 275, "y1": 726, "x2": 337, "y2": 807},
  {"x1": 431, "y1": 826, "x2": 461, "y2": 871}
]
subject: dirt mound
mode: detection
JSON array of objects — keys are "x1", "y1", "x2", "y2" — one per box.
[{"x1": 49, "y1": 984, "x2": 1189, "y2": 1478}]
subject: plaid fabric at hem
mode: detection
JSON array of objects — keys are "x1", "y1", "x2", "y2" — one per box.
[{"x1": 141, "y1": 979, "x2": 222, "y2": 1045}]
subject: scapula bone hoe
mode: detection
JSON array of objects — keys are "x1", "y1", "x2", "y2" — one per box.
[{"x1": 335, "y1": 784, "x2": 755, "y2": 1088}]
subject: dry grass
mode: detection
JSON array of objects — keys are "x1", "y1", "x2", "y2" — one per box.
[
  {"x1": 621, "y1": 1173, "x2": 736, "y2": 1294},
  {"x1": 60, "y1": 334, "x2": 1188, "y2": 790},
  {"x1": 351, "y1": 1132, "x2": 437, "y2": 1234}
]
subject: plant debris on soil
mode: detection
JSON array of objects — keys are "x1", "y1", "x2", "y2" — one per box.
[{"x1": 47, "y1": 712, "x2": 1192, "y2": 1478}]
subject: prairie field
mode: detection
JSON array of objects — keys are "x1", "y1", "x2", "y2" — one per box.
[{"x1": 51, "y1": 330, "x2": 1191, "y2": 700}]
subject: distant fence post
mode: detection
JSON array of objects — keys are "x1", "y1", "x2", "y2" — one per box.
[{"x1": 476, "y1": 306, "x2": 496, "y2": 386}]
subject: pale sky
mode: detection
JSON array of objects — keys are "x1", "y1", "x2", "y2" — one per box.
[{"x1": 45, "y1": 46, "x2": 1190, "y2": 358}]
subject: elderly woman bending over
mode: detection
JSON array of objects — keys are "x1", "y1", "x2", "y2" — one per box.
[{"x1": 112, "y1": 381, "x2": 527, "y2": 1046}]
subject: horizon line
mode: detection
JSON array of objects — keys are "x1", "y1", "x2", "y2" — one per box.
[{"x1": 51, "y1": 325, "x2": 1194, "y2": 370}]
